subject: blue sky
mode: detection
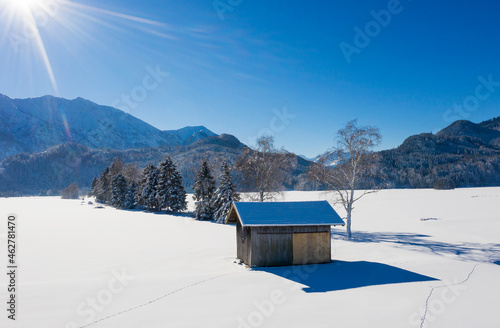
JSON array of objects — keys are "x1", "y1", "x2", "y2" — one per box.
[{"x1": 1, "y1": 0, "x2": 500, "y2": 157}]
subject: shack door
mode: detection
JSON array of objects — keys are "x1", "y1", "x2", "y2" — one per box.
[{"x1": 292, "y1": 232, "x2": 331, "y2": 265}]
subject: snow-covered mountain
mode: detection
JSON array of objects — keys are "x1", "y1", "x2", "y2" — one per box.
[
  {"x1": 299, "y1": 151, "x2": 338, "y2": 167},
  {"x1": 0, "y1": 94, "x2": 217, "y2": 161},
  {"x1": 164, "y1": 126, "x2": 217, "y2": 145}
]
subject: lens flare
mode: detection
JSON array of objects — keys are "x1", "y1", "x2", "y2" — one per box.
[{"x1": 1, "y1": 0, "x2": 169, "y2": 96}]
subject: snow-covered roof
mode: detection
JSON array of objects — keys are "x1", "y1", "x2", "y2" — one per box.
[{"x1": 226, "y1": 201, "x2": 345, "y2": 227}]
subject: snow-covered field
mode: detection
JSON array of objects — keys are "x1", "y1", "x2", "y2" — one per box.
[{"x1": 1, "y1": 188, "x2": 500, "y2": 328}]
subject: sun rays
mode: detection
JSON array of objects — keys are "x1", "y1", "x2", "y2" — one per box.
[{"x1": 1, "y1": 0, "x2": 169, "y2": 96}]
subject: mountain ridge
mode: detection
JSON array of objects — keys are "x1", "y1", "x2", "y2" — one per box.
[
  {"x1": 0, "y1": 93, "x2": 218, "y2": 161},
  {"x1": 375, "y1": 116, "x2": 500, "y2": 188}
]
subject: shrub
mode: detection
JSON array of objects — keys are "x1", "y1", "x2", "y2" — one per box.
[
  {"x1": 61, "y1": 183, "x2": 79, "y2": 199},
  {"x1": 433, "y1": 177, "x2": 455, "y2": 190}
]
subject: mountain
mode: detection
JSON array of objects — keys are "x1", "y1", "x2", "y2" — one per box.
[
  {"x1": 0, "y1": 135, "x2": 318, "y2": 196},
  {"x1": 164, "y1": 126, "x2": 217, "y2": 145},
  {"x1": 0, "y1": 93, "x2": 317, "y2": 195},
  {"x1": 375, "y1": 117, "x2": 500, "y2": 188},
  {"x1": 3, "y1": 91, "x2": 499, "y2": 193},
  {"x1": 0, "y1": 94, "x2": 217, "y2": 161},
  {"x1": 479, "y1": 116, "x2": 500, "y2": 131},
  {"x1": 436, "y1": 120, "x2": 500, "y2": 147},
  {"x1": 303, "y1": 117, "x2": 500, "y2": 189},
  {"x1": 0, "y1": 135, "x2": 247, "y2": 195}
]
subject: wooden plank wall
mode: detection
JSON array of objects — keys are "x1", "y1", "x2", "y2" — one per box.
[
  {"x1": 292, "y1": 231, "x2": 331, "y2": 265},
  {"x1": 248, "y1": 225, "x2": 331, "y2": 267},
  {"x1": 250, "y1": 227, "x2": 293, "y2": 266},
  {"x1": 236, "y1": 219, "x2": 251, "y2": 264}
]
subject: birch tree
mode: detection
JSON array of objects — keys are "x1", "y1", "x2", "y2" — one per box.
[{"x1": 309, "y1": 120, "x2": 381, "y2": 239}]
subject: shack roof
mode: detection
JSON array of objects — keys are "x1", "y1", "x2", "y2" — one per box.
[{"x1": 225, "y1": 201, "x2": 345, "y2": 227}]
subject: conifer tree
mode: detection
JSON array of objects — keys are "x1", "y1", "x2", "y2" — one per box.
[
  {"x1": 156, "y1": 157, "x2": 187, "y2": 212},
  {"x1": 157, "y1": 157, "x2": 175, "y2": 210},
  {"x1": 124, "y1": 181, "x2": 137, "y2": 209},
  {"x1": 111, "y1": 174, "x2": 127, "y2": 208},
  {"x1": 88, "y1": 176, "x2": 98, "y2": 197},
  {"x1": 108, "y1": 158, "x2": 124, "y2": 177},
  {"x1": 105, "y1": 158, "x2": 124, "y2": 201},
  {"x1": 136, "y1": 163, "x2": 156, "y2": 207},
  {"x1": 168, "y1": 167, "x2": 187, "y2": 213},
  {"x1": 137, "y1": 163, "x2": 160, "y2": 211},
  {"x1": 95, "y1": 167, "x2": 110, "y2": 203},
  {"x1": 192, "y1": 160, "x2": 216, "y2": 220},
  {"x1": 212, "y1": 161, "x2": 240, "y2": 223}
]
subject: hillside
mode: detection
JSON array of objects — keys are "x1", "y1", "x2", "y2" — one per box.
[
  {"x1": 0, "y1": 136, "x2": 313, "y2": 195},
  {"x1": 0, "y1": 134, "x2": 246, "y2": 195},
  {"x1": 375, "y1": 117, "x2": 500, "y2": 188},
  {"x1": 2, "y1": 91, "x2": 500, "y2": 193},
  {"x1": 0, "y1": 93, "x2": 316, "y2": 195},
  {"x1": 0, "y1": 94, "x2": 217, "y2": 161}
]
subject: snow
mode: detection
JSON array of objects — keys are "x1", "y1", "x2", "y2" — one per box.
[
  {"x1": 1, "y1": 188, "x2": 500, "y2": 328},
  {"x1": 231, "y1": 201, "x2": 345, "y2": 226}
]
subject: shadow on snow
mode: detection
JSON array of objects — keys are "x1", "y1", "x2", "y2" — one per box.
[
  {"x1": 332, "y1": 230, "x2": 500, "y2": 263},
  {"x1": 257, "y1": 261, "x2": 437, "y2": 293},
  {"x1": 119, "y1": 206, "x2": 194, "y2": 218}
]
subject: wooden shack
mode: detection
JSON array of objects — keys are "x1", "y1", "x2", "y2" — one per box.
[{"x1": 225, "y1": 201, "x2": 345, "y2": 267}]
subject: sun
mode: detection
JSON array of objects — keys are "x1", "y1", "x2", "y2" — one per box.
[
  {"x1": 1, "y1": 0, "x2": 167, "y2": 97},
  {"x1": 1, "y1": 0, "x2": 48, "y2": 19},
  {"x1": 9, "y1": 0, "x2": 43, "y2": 8},
  {"x1": 4, "y1": 0, "x2": 43, "y2": 12}
]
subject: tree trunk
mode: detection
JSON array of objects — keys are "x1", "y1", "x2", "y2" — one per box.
[
  {"x1": 346, "y1": 202, "x2": 352, "y2": 239},
  {"x1": 259, "y1": 190, "x2": 264, "y2": 202}
]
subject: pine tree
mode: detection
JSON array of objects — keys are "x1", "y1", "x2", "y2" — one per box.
[
  {"x1": 136, "y1": 163, "x2": 155, "y2": 207},
  {"x1": 108, "y1": 158, "x2": 124, "y2": 177},
  {"x1": 95, "y1": 167, "x2": 110, "y2": 203},
  {"x1": 157, "y1": 157, "x2": 175, "y2": 210},
  {"x1": 168, "y1": 168, "x2": 187, "y2": 213},
  {"x1": 88, "y1": 176, "x2": 98, "y2": 197},
  {"x1": 111, "y1": 174, "x2": 127, "y2": 208},
  {"x1": 212, "y1": 161, "x2": 240, "y2": 223},
  {"x1": 105, "y1": 158, "x2": 124, "y2": 201},
  {"x1": 145, "y1": 168, "x2": 160, "y2": 210},
  {"x1": 137, "y1": 163, "x2": 160, "y2": 211},
  {"x1": 193, "y1": 160, "x2": 216, "y2": 220},
  {"x1": 124, "y1": 181, "x2": 137, "y2": 209},
  {"x1": 156, "y1": 157, "x2": 187, "y2": 212}
]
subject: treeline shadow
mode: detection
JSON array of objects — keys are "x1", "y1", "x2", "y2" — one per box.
[{"x1": 117, "y1": 206, "x2": 195, "y2": 218}]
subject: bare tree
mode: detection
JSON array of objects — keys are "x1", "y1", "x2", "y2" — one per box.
[
  {"x1": 235, "y1": 136, "x2": 295, "y2": 202},
  {"x1": 309, "y1": 120, "x2": 381, "y2": 239},
  {"x1": 121, "y1": 163, "x2": 141, "y2": 183},
  {"x1": 61, "y1": 182, "x2": 79, "y2": 199}
]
